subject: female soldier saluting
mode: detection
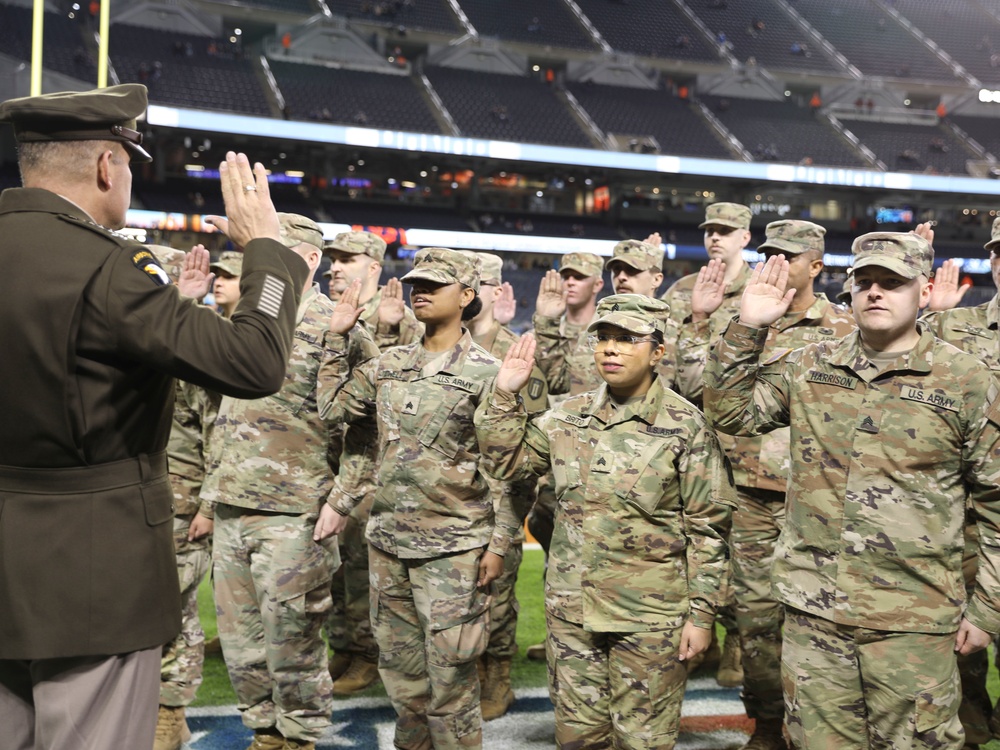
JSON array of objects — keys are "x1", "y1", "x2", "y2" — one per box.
[
  {"x1": 478, "y1": 294, "x2": 735, "y2": 750},
  {"x1": 317, "y1": 248, "x2": 520, "y2": 750}
]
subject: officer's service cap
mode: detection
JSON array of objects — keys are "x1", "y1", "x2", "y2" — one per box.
[
  {"x1": 0, "y1": 83, "x2": 152, "y2": 162},
  {"x1": 211, "y1": 250, "x2": 244, "y2": 277},
  {"x1": 587, "y1": 294, "x2": 670, "y2": 336},
  {"x1": 758, "y1": 220, "x2": 826, "y2": 256},
  {"x1": 559, "y1": 252, "x2": 604, "y2": 278},
  {"x1": 852, "y1": 232, "x2": 933, "y2": 280},
  {"x1": 324, "y1": 231, "x2": 387, "y2": 263},
  {"x1": 699, "y1": 202, "x2": 752, "y2": 230},
  {"x1": 401, "y1": 247, "x2": 480, "y2": 292},
  {"x1": 277, "y1": 213, "x2": 323, "y2": 250},
  {"x1": 605, "y1": 239, "x2": 663, "y2": 273}
]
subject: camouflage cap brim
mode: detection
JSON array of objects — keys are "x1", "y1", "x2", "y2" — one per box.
[
  {"x1": 758, "y1": 237, "x2": 811, "y2": 255},
  {"x1": 587, "y1": 312, "x2": 660, "y2": 336},
  {"x1": 400, "y1": 267, "x2": 461, "y2": 286},
  {"x1": 851, "y1": 254, "x2": 922, "y2": 280},
  {"x1": 605, "y1": 252, "x2": 653, "y2": 272}
]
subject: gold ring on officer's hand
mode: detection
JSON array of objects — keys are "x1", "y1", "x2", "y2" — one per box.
[{"x1": 244, "y1": 184, "x2": 257, "y2": 192}]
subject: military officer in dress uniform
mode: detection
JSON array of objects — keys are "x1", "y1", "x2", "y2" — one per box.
[{"x1": 0, "y1": 84, "x2": 308, "y2": 750}]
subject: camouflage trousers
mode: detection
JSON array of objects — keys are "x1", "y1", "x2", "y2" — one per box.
[
  {"x1": 213, "y1": 505, "x2": 339, "y2": 743},
  {"x1": 782, "y1": 607, "x2": 964, "y2": 750},
  {"x1": 957, "y1": 521, "x2": 995, "y2": 745},
  {"x1": 160, "y1": 514, "x2": 212, "y2": 707},
  {"x1": 326, "y1": 493, "x2": 377, "y2": 662},
  {"x1": 546, "y1": 613, "x2": 687, "y2": 750},
  {"x1": 369, "y1": 543, "x2": 491, "y2": 750},
  {"x1": 732, "y1": 486, "x2": 785, "y2": 721},
  {"x1": 486, "y1": 542, "x2": 523, "y2": 659}
]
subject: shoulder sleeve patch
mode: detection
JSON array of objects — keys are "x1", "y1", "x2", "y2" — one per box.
[{"x1": 131, "y1": 248, "x2": 171, "y2": 286}]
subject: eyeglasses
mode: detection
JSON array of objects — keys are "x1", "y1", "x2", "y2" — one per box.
[{"x1": 586, "y1": 333, "x2": 658, "y2": 352}]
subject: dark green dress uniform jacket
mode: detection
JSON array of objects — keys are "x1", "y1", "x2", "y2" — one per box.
[{"x1": 0, "y1": 188, "x2": 308, "y2": 660}]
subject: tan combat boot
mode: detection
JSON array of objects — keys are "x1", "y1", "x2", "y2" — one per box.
[
  {"x1": 204, "y1": 635, "x2": 223, "y2": 655},
  {"x1": 153, "y1": 705, "x2": 191, "y2": 750},
  {"x1": 525, "y1": 642, "x2": 546, "y2": 661},
  {"x1": 481, "y1": 656, "x2": 515, "y2": 721},
  {"x1": 717, "y1": 633, "x2": 743, "y2": 687},
  {"x1": 246, "y1": 728, "x2": 286, "y2": 750},
  {"x1": 740, "y1": 718, "x2": 786, "y2": 750},
  {"x1": 283, "y1": 740, "x2": 316, "y2": 750},
  {"x1": 328, "y1": 651, "x2": 352, "y2": 681},
  {"x1": 332, "y1": 656, "x2": 380, "y2": 695}
]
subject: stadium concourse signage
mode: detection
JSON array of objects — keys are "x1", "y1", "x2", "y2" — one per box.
[{"x1": 147, "y1": 105, "x2": 1000, "y2": 198}]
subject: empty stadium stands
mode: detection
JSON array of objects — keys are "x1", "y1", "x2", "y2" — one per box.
[
  {"x1": 840, "y1": 119, "x2": 974, "y2": 174},
  {"x1": 426, "y1": 66, "x2": 592, "y2": 147},
  {"x1": 572, "y1": 0, "x2": 719, "y2": 62},
  {"x1": 110, "y1": 24, "x2": 272, "y2": 116},
  {"x1": 790, "y1": 0, "x2": 959, "y2": 82},
  {"x1": 0, "y1": 4, "x2": 97, "y2": 82},
  {"x1": 568, "y1": 81, "x2": 732, "y2": 159},
  {"x1": 323, "y1": 0, "x2": 462, "y2": 34},
  {"x1": 270, "y1": 60, "x2": 444, "y2": 133},
  {"x1": 687, "y1": 0, "x2": 839, "y2": 74},
  {"x1": 700, "y1": 94, "x2": 867, "y2": 168},
  {"x1": 455, "y1": 0, "x2": 597, "y2": 50}
]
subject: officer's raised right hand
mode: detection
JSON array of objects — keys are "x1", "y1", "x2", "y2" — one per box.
[
  {"x1": 739, "y1": 254, "x2": 796, "y2": 328},
  {"x1": 207, "y1": 152, "x2": 281, "y2": 247},
  {"x1": 495, "y1": 333, "x2": 536, "y2": 394}
]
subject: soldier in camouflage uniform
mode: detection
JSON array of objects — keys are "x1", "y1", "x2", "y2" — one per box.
[
  {"x1": 705, "y1": 234, "x2": 1000, "y2": 750},
  {"x1": 680, "y1": 221, "x2": 855, "y2": 749},
  {"x1": 666, "y1": 202, "x2": 754, "y2": 686},
  {"x1": 147, "y1": 245, "x2": 231, "y2": 750},
  {"x1": 318, "y1": 248, "x2": 520, "y2": 750},
  {"x1": 527, "y1": 251, "x2": 605, "y2": 660},
  {"x1": 478, "y1": 294, "x2": 735, "y2": 750},
  {"x1": 325, "y1": 230, "x2": 423, "y2": 349},
  {"x1": 203, "y1": 214, "x2": 379, "y2": 750},
  {"x1": 922, "y1": 219, "x2": 1000, "y2": 748},
  {"x1": 464, "y1": 252, "x2": 548, "y2": 719},
  {"x1": 212, "y1": 250, "x2": 244, "y2": 318},
  {"x1": 321, "y1": 230, "x2": 421, "y2": 696}
]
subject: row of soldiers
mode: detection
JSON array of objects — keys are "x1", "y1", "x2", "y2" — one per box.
[{"x1": 152, "y1": 197, "x2": 1000, "y2": 750}]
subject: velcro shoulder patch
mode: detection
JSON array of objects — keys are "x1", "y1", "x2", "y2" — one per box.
[
  {"x1": 257, "y1": 274, "x2": 285, "y2": 319},
  {"x1": 131, "y1": 248, "x2": 170, "y2": 286},
  {"x1": 805, "y1": 370, "x2": 858, "y2": 390},
  {"x1": 900, "y1": 387, "x2": 961, "y2": 413}
]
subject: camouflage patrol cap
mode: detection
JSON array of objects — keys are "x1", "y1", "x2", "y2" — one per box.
[
  {"x1": 587, "y1": 294, "x2": 670, "y2": 336},
  {"x1": 606, "y1": 239, "x2": 664, "y2": 273},
  {"x1": 699, "y1": 202, "x2": 752, "y2": 230},
  {"x1": 401, "y1": 247, "x2": 480, "y2": 292},
  {"x1": 277, "y1": 213, "x2": 323, "y2": 250},
  {"x1": 148, "y1": 245, "x2": 185, "y2": 284},
  {"x1": 836, "y1": 272, "x2": 853, "y2": 305},
  {"x1": 324, "y1": 230, "x2": 387, "y2": 263},
  {"x1": 852, "y1": 232, "x2": 933, "y2": 280},
  {"x1": 758, "y1": 220, "x2": 826, "y2": 255},
  {"x1": 559, "y1": 252, "x2": 603, "y2": 278},
  {"x1": 985, "y1": 216, "x2": 1000, "y2": 252},
  {"x1": 0, "y1": 83, "x2": 151, "y2": 162},
  {"x1": 210, "y1": 250, "x2": 244, "y2": 277},
  {"x1": 474, "y1": 253, "x2": 503, "y2": 285}
]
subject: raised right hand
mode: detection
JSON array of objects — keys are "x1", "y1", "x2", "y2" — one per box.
[
  {"x1": 739, "y1": 255, "x2": 795, "y2": 328},
  {"x1": 535, "y1": 269, "x2": 567, "y2": 318},
  {"x1": 330, "y1": 279, "x2": 364, "y2": 334},
  {"x1": 928, "y1": 258, "x2": 971, "y2": 312},
  {"x1": 495, "y1": 333, "x2": 536, "y2": 394},
  {"x1": 208, "y1": 152, "x2": 281, "y2": 248}
]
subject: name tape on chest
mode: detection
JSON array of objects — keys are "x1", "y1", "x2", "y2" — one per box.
[
  {"x1": 557, "y1": 413, "x2": 591, "y2": 428},
  {"x1": 805, "y1": 370, "x2": 858, "y2": 390},
  {"x1": 900, "y1": 387, "x2": 961, "y2": 413},
  {"x1": 131, "y1": 249, "x2": 170, "y2": 286},
  {"x1": 641, "y1": 425, "x2": 684, "y2": 437},
  {"x1": 436, "y1": 375, "x2": 478, "y2": 392}
]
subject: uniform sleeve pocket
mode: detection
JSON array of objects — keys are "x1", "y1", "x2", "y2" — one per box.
[
  {"x1": 141, "y1": 477, "x2": 174, "y2": 526},
  {"x1": 914, "y1": 669, "x2": 961, "y2": 734}
]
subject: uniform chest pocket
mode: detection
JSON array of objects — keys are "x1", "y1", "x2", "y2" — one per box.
[
  {"x1": 417, "y1": 387, "x2": 478, "y2": 460},
  {"x1": 613, "y1": 436, "x2": 682, "y2": 518}
]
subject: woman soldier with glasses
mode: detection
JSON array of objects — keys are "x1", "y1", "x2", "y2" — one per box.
[{"x1": 477, "y1": 293, "x2": 735, "y2": 750}]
